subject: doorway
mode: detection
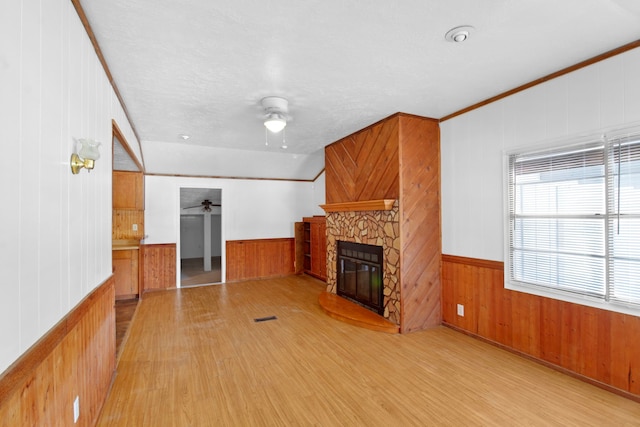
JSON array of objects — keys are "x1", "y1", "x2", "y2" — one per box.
[{"x1": 179, "y1": 188, "x2": 222, "y2": 287}]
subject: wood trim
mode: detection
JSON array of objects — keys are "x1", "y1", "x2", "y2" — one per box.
[
  {"x1": 320, "y1": 199, "x2": 396, "y2": 212},
  {"x1": 0, "y1": 276, "x2": 114, "y2": 404},
  {"x1": 312, "y1": 168, "x2": 325, "y2": 182},
  {"x1": 144, "y1": 172, "x2": 316, "y2": 182},
  {"x1": 441, "y1": 39, "x2": 640, "y2": 122},
  {"x1": 443, "y1": 322, "x2": 640, "y2": 404},
  {"x1": 442, "y1": 254, "x2": 504, "y2": 271},
  {"x1": 225, "y1": 238, "x2": 296, "y2": 244},
  {"x1": 302, "y1": 216, "x2": 326, "y2": 223}
]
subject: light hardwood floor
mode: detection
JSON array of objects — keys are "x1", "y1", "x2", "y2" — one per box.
[{"x1": 97, "y1": 275, "x2": 640, "y2": 426}]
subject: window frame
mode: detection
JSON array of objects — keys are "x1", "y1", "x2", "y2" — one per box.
[{"x1": 503, "y1": 125, "x2": 640, "y2": 317}]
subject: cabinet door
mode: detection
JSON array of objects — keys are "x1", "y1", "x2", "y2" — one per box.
[
  {"x1": 113, "y1": 171, "x2": 144, "y2": 210},
  {"x1": 113, "y1": 249, "x2": 139, "y2": 298},
  {"x1": 113, "y1": 256, "x2": 133, "y2": 297}
]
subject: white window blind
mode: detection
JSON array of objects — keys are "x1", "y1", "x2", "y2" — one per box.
[{"x1": 506, "y1": 128, "x2": 640, "y2": 310}]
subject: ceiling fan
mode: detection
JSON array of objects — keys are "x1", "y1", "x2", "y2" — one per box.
[{"x1": 182, "y1": 199, "x2": 220, "y2": 212}]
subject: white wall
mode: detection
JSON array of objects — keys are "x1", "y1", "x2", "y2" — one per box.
[
  {"x1": 0, "y1": 0, "x2": 138, "y2": 374},
  {"x1": 145, "y1": 175, "x2": 320, "y2": 283},
  {"x1": 441, "y1": 47, "x2": 640, "y2": 262},
  {"x1": 311, "y1": 171, "x2": 326, "y2": 216}
]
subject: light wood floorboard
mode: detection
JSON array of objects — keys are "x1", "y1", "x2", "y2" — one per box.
[{"x1": 97, "y1": 275, "x2": 640, "y2": 426}]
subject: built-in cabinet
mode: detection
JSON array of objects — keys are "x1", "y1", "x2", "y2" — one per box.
[
  {"x1": 141, "y1": 244, "x2": 177, "y2": 291},
  {"x1": 296, "y1": 216, "x2": 327, "y2": 281},
  {"x1": 113, "y1": 171, "x2": 144, "y2": 210},
  {"x1": 112, "y1": 170, "x2": 145, "y2": 298},
  {"x1": 112, "y1": 247, "x2": 140, "y2": 299}
]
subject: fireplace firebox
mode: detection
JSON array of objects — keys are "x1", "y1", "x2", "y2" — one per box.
[{"x1": 336, "y1": 241, "x2": 384, "y2": 315}]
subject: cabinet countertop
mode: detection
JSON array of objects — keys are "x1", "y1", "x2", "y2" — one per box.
[{"x1": 112, "y1": 245, "x2": 139, "y2": 251}]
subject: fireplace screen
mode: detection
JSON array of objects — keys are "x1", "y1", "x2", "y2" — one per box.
[{"x1": 337, "y1": 241, "x2": 384, "y2": 315}]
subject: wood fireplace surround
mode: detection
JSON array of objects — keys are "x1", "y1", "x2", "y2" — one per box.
[{"x1": 321, "y1": 113, "x2": 442, "y2": 333}]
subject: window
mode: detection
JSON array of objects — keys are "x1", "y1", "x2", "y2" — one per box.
[{"x1": 505, "y1": 127, "x2": 640, "y2": 313}]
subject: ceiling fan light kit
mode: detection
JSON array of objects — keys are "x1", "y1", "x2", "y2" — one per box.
[
  {"x1": 261, "y1": 96, "x2": 289, "y2": 133},
  {"x1": 264, "y1": 113, "x2": 287, "y2": 133},
  {"x1": 182, "y1": 199, "x2": 220, "y2": 212}
]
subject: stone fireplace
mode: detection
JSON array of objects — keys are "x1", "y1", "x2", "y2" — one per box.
[
  {"x1": 321, "y1": 113, "x2": 441, "y2": 333},
  {"x1": 325, "y1": 202, "x2": 401, "y2": 325}
]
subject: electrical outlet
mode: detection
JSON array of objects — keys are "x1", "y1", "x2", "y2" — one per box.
[
  {"x1": 456, "y1": 304, "x2": 464, "y2": 317},
  {"x1": 132, "y1": 223, "x2": 138, "y2": 231},
  {"x1": 73, "y1": 396, "x2": 80, "y2": 423}
]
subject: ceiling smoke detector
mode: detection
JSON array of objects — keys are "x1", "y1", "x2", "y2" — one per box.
[
  {"x1": 261, "y1": 96, "x2": 289, "y2": 133},
  {"x1": 445, "y1": 25, "x2": 474, "y2": 43}
]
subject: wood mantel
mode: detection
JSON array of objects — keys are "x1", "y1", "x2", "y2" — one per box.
[{"x1": 320, "y1": 199, "x2": 396, "y2": 213}]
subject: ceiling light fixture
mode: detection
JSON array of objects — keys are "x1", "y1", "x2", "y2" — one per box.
[
  {"x1": 445, "y1": 25, "x2": 474, "y2": 43},
  {"x1": 261, "y1": 96, "x2": 289, "y2": 133},
  {"x1": 179, "y1": 134, "x2": 190, "y2": 140},
  {"x1": 264, "y1": 113, "x2": 287, "y2": 133}
]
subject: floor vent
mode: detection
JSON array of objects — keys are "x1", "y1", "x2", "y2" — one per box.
[{"x1": 254, "y1": 315, "x2": 277, "y2": 323}]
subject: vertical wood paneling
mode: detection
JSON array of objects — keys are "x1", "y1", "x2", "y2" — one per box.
[
  {"x1": 398, "y1": 115, "x2": 441, "y2": 332},
  {"x1": 141, "y1": 244, "x2": 177, "y2": 291},
  {"x1": 226, "y1": 238, "x2": 295, "y2": 282},
  {"x1": 112, "y1": 209, "x2": 145, "y2": 240},
  {"x1": 441, "y1": 254, "x2": 640, "y2": 399},
  {"x1": 0, "y1": 277, "x2": 115, "y2": 426}
]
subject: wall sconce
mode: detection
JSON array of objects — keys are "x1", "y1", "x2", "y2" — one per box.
[{"x1": 70, "y1": 138, "x2": 101, "y2": 174}]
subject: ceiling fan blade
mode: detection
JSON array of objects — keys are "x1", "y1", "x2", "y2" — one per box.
[{"x1": 182, "y1": 205, "x2": 203, "y2": 209}]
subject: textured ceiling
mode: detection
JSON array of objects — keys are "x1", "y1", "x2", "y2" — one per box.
[{"x1": 80, "y1": 0, "x2": 640, "y2": 179}]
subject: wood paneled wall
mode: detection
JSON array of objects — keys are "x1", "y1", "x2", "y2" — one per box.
[
  {"x1": 441, "y1": 255, "x2": 640, "y2": 398},
  {"x1": 325, "y1": 116, "x2": 399, "y2": 204},
  {"x1": 142, "y1": 244, "x2": 177, "y2": 292},
  {"x1": 226, "y1": 238, "x2": 295, "y2": 282},
  {"x1": 398, "y1": 115, "x2": 441, "y2": 332},
  {"x1": 112, "y1": 209, "x2": 145, "y2": 240},
  {"x1": 0, "y1": 277, "x2": 115, "y2": 426}
]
